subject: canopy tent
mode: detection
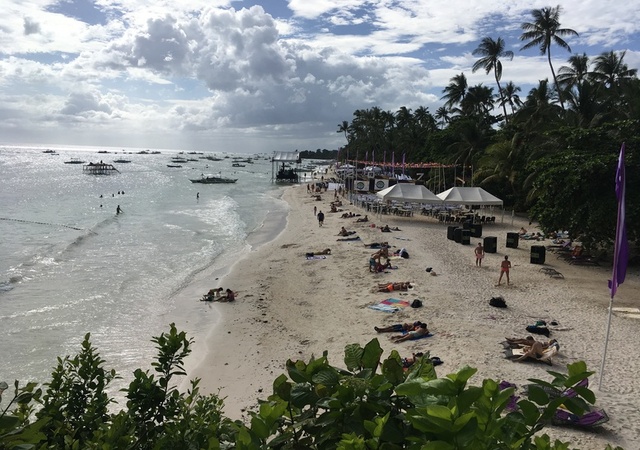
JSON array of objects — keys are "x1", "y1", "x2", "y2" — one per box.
[
  {"x1": 436, "y1": 187, "x2": 503, "y2": 206},
  {"x1": 376, "y1": 183, "x2": 441, "y2": 203},
  {"x1": 271, "y1": 151, "x2": 301, "y2": 162}
]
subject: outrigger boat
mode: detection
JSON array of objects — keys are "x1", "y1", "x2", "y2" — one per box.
[{"x1": 190, "y1": 174, "x2": 237, "y2": 184}]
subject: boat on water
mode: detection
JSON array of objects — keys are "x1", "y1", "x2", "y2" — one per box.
[
  {"x1": 43, "y1": 149, "x2": 58, "y2": 154},
  {"x1": 64, "y1": 158, "x2": 85, "y2": 164},
  {"x1": 232, "y1": 163, "x2": 245, "y2": 167},
  {"x1": 167, "y1": 164, "x2": 182, "y2": 168},
  {"x1": 113, "y1": 159, "x2": 132, "y2": 163},
  {"x1": 190, "y1": 174, "x2": 237, "y2": 184}
]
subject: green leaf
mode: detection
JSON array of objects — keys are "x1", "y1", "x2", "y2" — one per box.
[
  {"x1": 527, "y1": 385, "x2": 550, "y2": 405},
  {"x1": 344, "y1": 343, "x2": 365, "y2": 372},
  {"x1": 361, "y1": 339, "x2": 383, "y2": 370}
]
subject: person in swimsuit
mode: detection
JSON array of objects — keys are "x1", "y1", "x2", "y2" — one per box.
[
  {"x1": 390, "y1": 323, "x2": 429, "y2": 342},
  {"x1": 475, "y1": 242, "x2": 485, "y2": 267},
  {"x1": 374, "y1": 321, "x2": 422, "y2": 333},
  {"x1": 498, "y1": 255, "x2": 511, "y2": 285}
]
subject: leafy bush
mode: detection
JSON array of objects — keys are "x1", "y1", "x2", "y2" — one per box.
[{"x1": 0, "y1": 325, "x2": 623, "y2": 450}]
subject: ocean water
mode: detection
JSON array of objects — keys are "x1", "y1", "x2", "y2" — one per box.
[{"x1": 0, "y1": 144, "x2": 288, "y2": 397}]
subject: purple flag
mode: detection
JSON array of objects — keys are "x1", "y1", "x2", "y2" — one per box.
[
  {"x1": 402, "y1": 153, "x2": 406, "y2": 175},
  {"x1": 365, "y1": 151, "x2": 369, "y2": 166},
  {"x1": 609, "y1": 143, "x2": 629, "y2": 298},
  {"x1": 383, "y1": 150, "x2": 386, "y2": 169},
  {"x1": 391, "y1": 152, "x2": 395, "y2": 174},
  {"x1": 372, "y1": 149, "x2": 375, "y2": 165}
]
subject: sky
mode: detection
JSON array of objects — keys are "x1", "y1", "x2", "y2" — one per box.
[{"x1": 1, "y1": 1, "x2": 639, "y2": 154}]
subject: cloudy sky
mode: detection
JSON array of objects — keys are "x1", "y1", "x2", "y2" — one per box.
[{"x1": 1, "y1": 1, "x2": 639, "y2": 153}]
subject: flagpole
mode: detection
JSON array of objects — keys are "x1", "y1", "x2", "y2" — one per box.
[{"x1": 599, "y1": 143, "x2": 628, "y2": 390}]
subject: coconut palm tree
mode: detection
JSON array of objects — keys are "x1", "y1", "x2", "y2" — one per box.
[
  {"x1": 435, "y1": 107, "x2": 451, "y2": 129},
  {"x1": 519, "y1": 5, "x2": 578, "y2": 111},
  {"x1": 337, "y1": 120, "x2": 350, "y2": 143},
  {"x1": 472, "y1": 37, "x2": 514, "y2": 122},
  {"x1": 591, "y1": 50, "x2": 638, "y2": 89},
  {"x1": 557, "y1": 53, "x2": 590, "y2": 90},
  {"x1": 441, "y1": 73, "x2": 468, "y2": 110},
  {"x1": 500, "y1": 82, "x2": 523, "y2": 116}
]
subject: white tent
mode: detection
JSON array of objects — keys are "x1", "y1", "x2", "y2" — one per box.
[
  {"x1": 376, "y1": 183, "x2": 441, "y2": 203},
  {"x1": 436, "y1": 187, "x2": 503, "y2": 206}
]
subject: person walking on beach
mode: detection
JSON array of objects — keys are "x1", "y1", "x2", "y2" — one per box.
[
  {"x1": 313, "y1": 206, "x2": 317, "y2": 216},
  {"x1": 475, "y1": 242, "x2": 485, "y2": 267},
  {"x1": 317, "y1": 210, "x2": 324, "y2": 227},
  {"x1": 498, "y1": 255, "x2": 511, "y2": 285}
]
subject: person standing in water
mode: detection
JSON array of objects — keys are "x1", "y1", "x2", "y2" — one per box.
[{"x1": 116, "y1": 205, "x2": 123, "y2": 214}]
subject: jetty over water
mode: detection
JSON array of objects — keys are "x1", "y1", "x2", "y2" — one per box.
[{"x1": 82, "y1": 162, "x2": 120, "y2": 175}]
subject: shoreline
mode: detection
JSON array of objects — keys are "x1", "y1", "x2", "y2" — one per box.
[{"x1": 189, "y1": 183, "x2": 640, "y2": 449}]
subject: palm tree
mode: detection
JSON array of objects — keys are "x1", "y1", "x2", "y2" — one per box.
[
  {"x1": 557, "y1": 53, "x2": 590, "y2": 90},
  {"x1": 519, "y1": 5, "x2": 578, "y2": 111},
  {"x1": 434, "y1": 107, "x2": 450, "y2": 129},
  {"x1": 441, "y1": 73, "x2": 468, "y2": 110},
  {"x1": 500, "y1": 82, "x2": 523, "y2": 115},
  {"x1": 472, "y1": 37, "x2": 514, "y2": 122},
  {"x1": 591, "y1": 50, "x2": 638, "y2": 89},
  {"x1": 337, "y1": 120, "x2": 350, "y2": 143}
]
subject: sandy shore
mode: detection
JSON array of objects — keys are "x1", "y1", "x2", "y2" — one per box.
[{"x1": 189, "y1": 182, "x2": 640, "y2": 450}]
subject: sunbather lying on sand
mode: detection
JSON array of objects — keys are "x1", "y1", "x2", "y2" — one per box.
[
  {"x1": 390, "y1": 323, "x2": 429, "y2": 342},
  {"x1": 355, "y1": 215, "x2": 369, "y2": 222},
  {"x1": 378, "y1": 281, "x2": 412, "y2": 292},
  {"x1": 338, "y1": 227, "x2": 356, "y2": 236},
  {"x1": 305, "y1": 248, "x2": 331, "y2": 257},
  {"x1": 514, "y1": 339, "x2": 558, "y2": 364},
  {"x1": 374, "y1": 321, "x2": 423, "y2": 333}
]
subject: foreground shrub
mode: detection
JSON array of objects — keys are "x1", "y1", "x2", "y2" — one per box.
[{"x1": 0, "y1": 325, "x2": 623, "y2": 450}]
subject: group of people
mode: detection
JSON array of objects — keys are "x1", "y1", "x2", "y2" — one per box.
[
  {"x1": 201, "y1": 288, "x2": 235, "y2": 302},
  {"x1": 374, "y1": 321, "x2": 430, "y2": 342},
  {"x1": 473, "y1": 242, "x2": 512, "y2": 285}
]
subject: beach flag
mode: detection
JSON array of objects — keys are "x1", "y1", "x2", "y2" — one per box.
[
  {"x1": 391, "y1": 152, "x2": 395, "y2": 172},
  {"x1": 600, "y1": 143, "x2": 629, "y2": 389},
  {"x1": 609, "y1": 143, "x2": 629, "y2": 298},
  {"x1": 383, "y1": 150, "x2": 386, "y2": 169},
  {"x1": 402, "y1": 153, "x2": 406, "y2": 175}
]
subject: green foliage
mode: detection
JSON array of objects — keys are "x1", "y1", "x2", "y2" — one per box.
[{"x1": 1, "y1": 330, "x2": 622, "y2": 450}]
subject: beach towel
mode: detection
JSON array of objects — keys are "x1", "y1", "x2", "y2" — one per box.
[
  {"x1": 368, "y1": 298, "x2": 410, "y2": 313},
  {"x1": 305, "y1": 255, "x2": 327, "y2": 260}
]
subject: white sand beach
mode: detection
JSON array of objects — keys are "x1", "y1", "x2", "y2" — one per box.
[{"x1": 188, "y1": 182, "x2": 640, "y2": 450}]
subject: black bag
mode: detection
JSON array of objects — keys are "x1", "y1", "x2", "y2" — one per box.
[
  {"x1": 489, "y1": 296, "x2": 507, "y2": 308},
  {"x1": 400, "y1": 250, "x2": 409, "y2": 259},
  {"x1": 526, "y1": 325, "x2": 551, "y2": 337},
  {"x1": 411, "y1": 299, "x2": 423, "y2": 308}
]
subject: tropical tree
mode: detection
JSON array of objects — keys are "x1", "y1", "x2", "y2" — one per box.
[
  {"x1": 500, "y1": 81, "x2": 523, "y2": 116},
  {"x1": 557, "y1": 53, "x2": 591, "y2": 90},
  {"x1": 337, "y1": 120, "x2": 350, "y2": 143},
  {"x1": 435, "y1": 106, "x2": 451, "y2": 128},
  {"x1": 520, "y1": 5, "x2": 579, "y2": 111},
  {"x1": 591, "y1": 50, "x2": 638, "y2": 89},
  {"x1": 472, "y1": 36, "x2": 514, "y2": 122},
  {"x1": 441, "y1": 73, "x2": 468, "y2": 110}
]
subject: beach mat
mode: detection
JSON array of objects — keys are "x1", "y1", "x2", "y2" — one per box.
[{"x1": 368, "y1": 298, "x2": 411, "y2": 313}]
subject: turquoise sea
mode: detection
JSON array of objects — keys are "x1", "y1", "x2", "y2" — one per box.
[{"x1": 0, "y1": 144, "x2": 288, "y2": 398}]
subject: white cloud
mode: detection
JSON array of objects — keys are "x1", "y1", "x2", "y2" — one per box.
[{"x1": 0, "y1": 0, "x2": 638, "y2": 151}]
